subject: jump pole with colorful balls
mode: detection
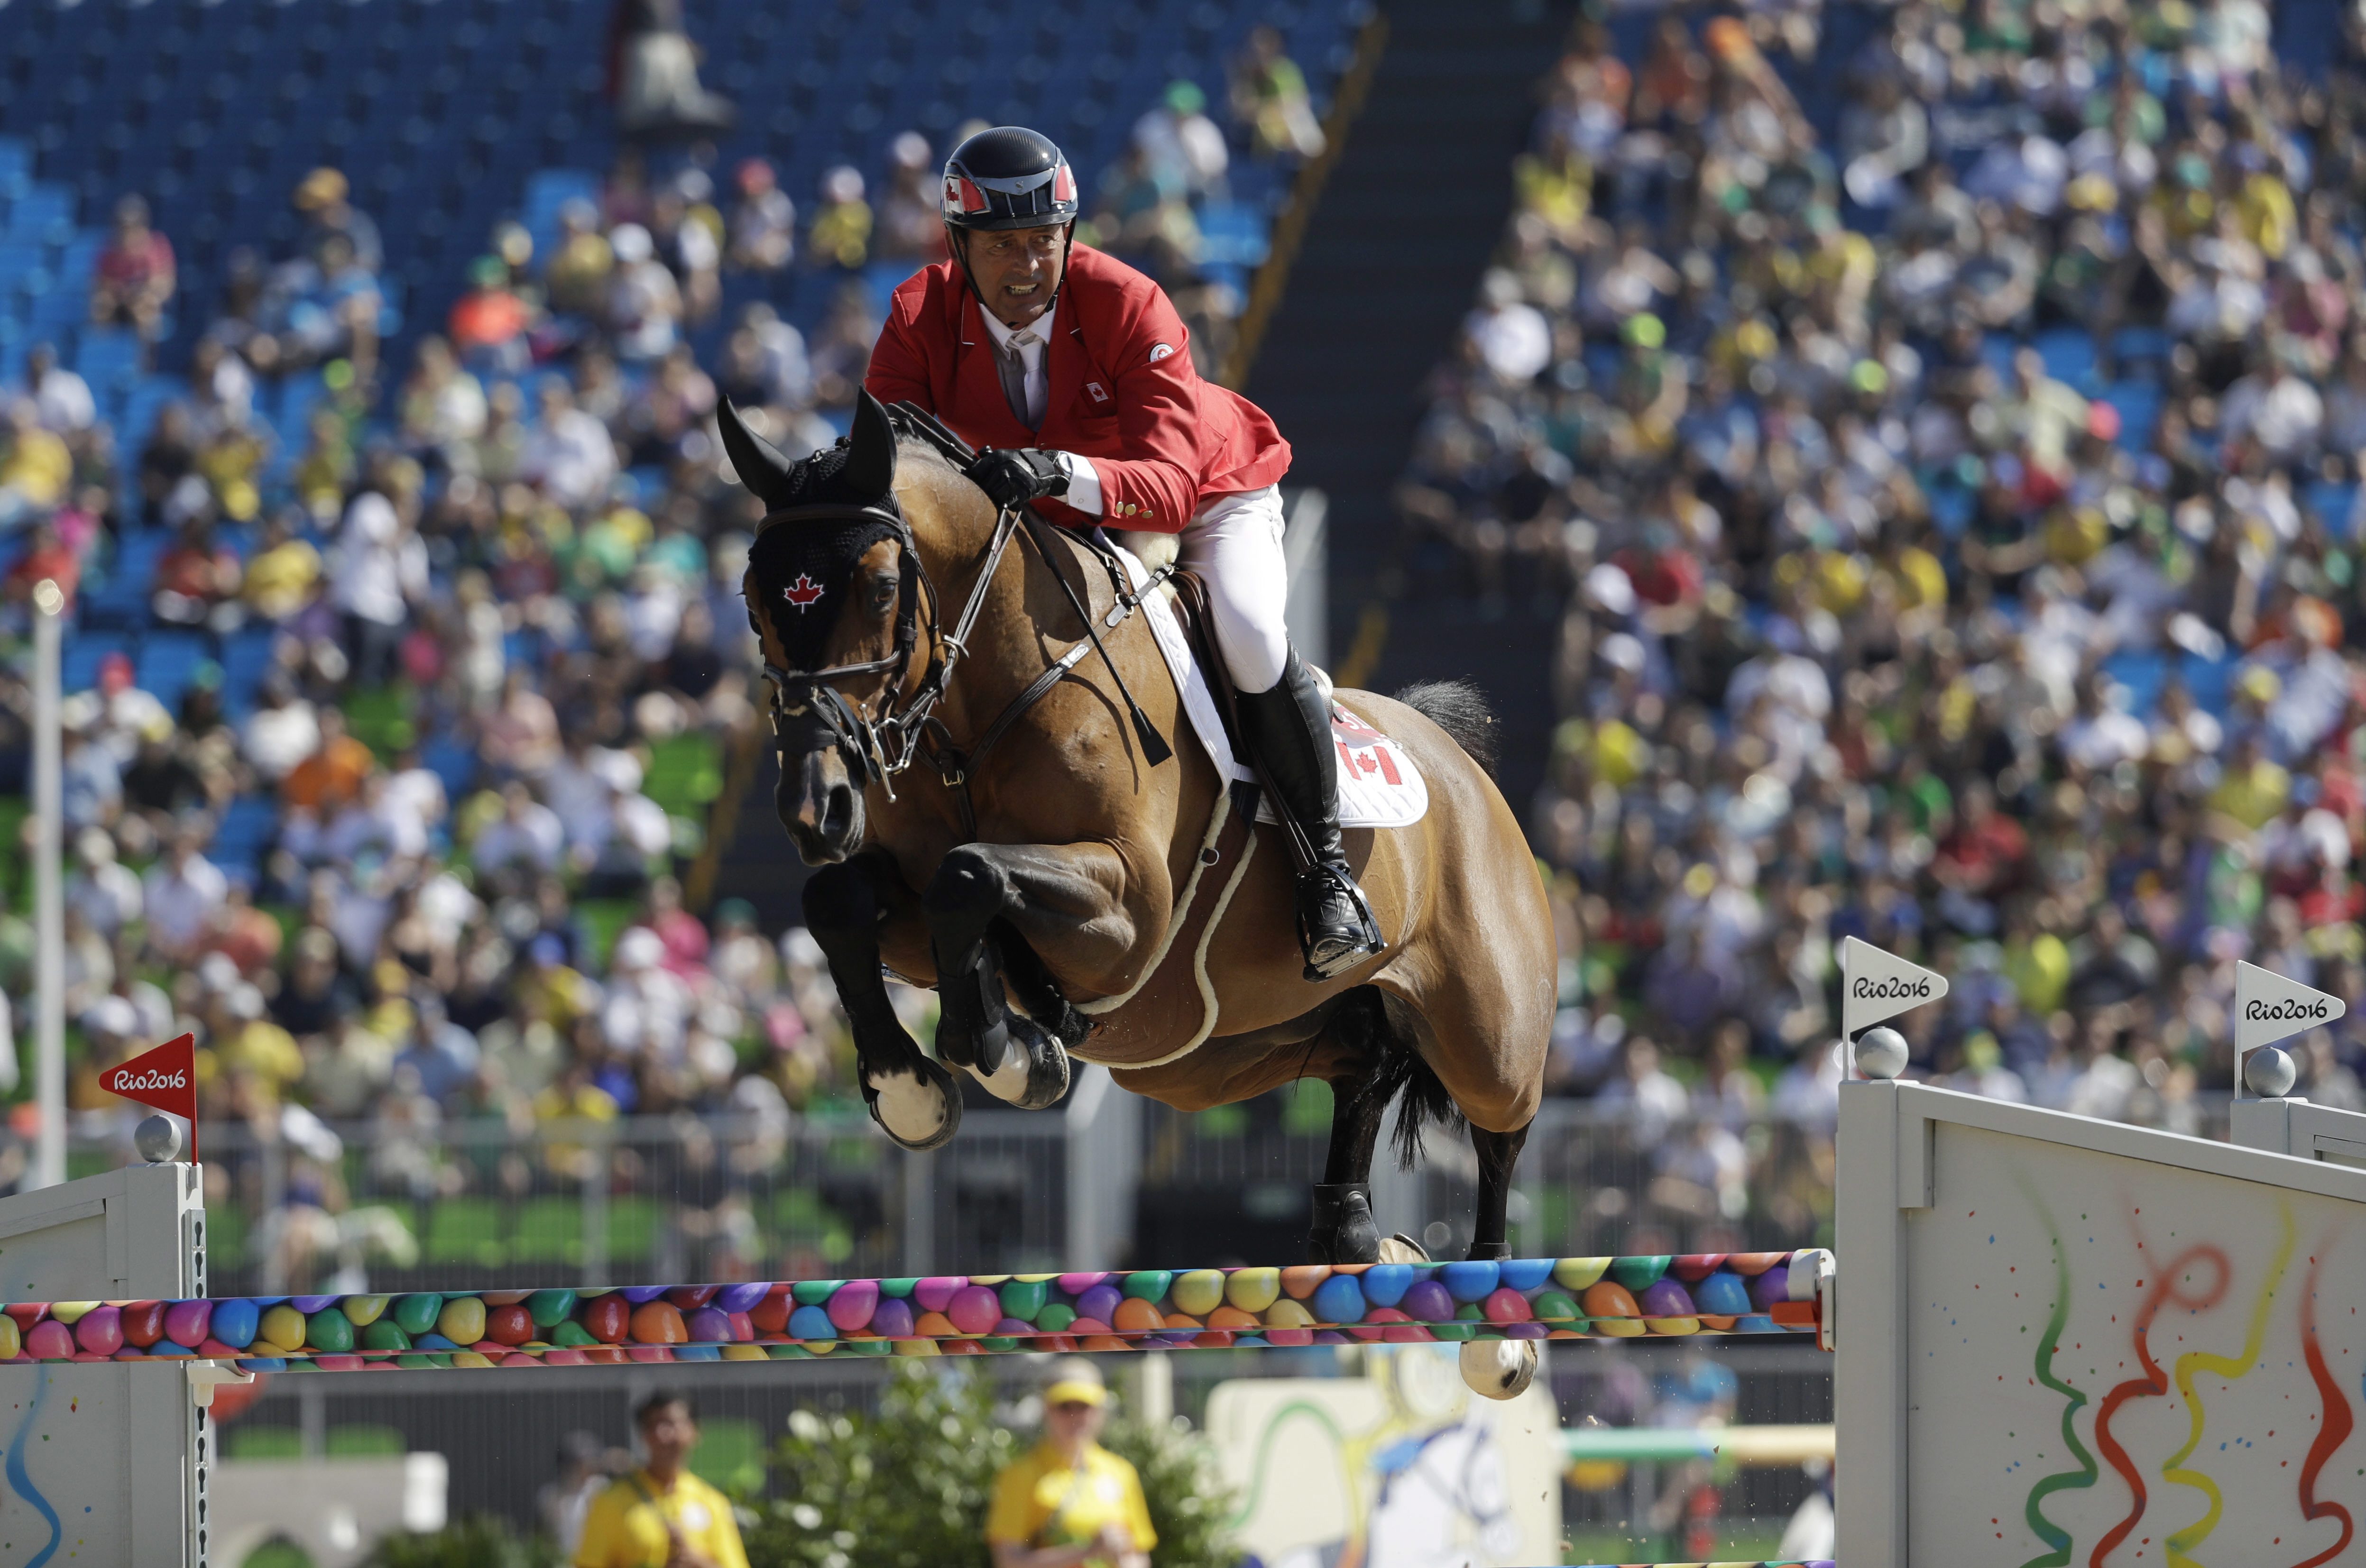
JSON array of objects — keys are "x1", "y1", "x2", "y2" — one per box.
[{"x1": 0, "y1": 1248, "x2": 1836, "y2": 1373}]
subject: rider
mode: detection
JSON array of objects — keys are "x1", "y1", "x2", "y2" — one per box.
[{"x1": 865, "y1": 125, "x2": 1381, "y2": 982}]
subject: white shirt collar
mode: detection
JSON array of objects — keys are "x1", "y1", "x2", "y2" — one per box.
[{"x1": 977, "y1": 298, "x2": 1055, "y2": 355}]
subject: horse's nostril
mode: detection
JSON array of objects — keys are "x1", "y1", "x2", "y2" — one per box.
[{"x1": 823, "y1": 784, "x2": 857, "y2": 843}]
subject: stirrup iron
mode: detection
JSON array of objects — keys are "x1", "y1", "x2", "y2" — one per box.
[{"x1": 1296, "y1": 862, "x2": 1383, "y2": 982}]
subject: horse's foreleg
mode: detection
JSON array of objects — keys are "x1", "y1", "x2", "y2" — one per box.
[
  {"x1": 1465, "y1": 1122, "x2": 1530, "y2": 1261},
  {"x1": 923, "y1": 842, "x2": 1134, "y2": 1110},
  {"x1": 804, "y1": 852, "x2": 962, "y2": 1152}
]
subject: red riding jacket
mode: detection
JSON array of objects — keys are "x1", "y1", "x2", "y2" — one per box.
[{"x1": 863, "y1": 243, "x2": 1292, "y2": 534}]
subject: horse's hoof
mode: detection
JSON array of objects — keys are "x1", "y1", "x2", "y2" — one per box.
[
  {"x1": 1377, "y1": 1234, "x2": 1432, "y2": 1265},
  {"x1": 1459, "y1": 1338, "x2": 1538, "y2": 1402},
  {"x1": 865, "y1": 1058, "x2": 963, "y2": 1152},
  {"x1": 1307, "y1": 1183, "x2": 1381, "y2": 1264},
  {"x1": 973, "y1": 1015, "x2": 1071, "y2": 1110}
]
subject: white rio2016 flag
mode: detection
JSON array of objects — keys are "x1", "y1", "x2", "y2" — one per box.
[
  {"x1": 1839, "y1": 935, "x2": 1949, "y2": 1040},
  {"x1": 2233, "y1": 960, "x2": 2345, "y2": 1067}
]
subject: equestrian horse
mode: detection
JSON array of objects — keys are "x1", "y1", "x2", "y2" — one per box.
[{"x1": 726, "y1": 391, "x2": 1555, "y2": 1383}]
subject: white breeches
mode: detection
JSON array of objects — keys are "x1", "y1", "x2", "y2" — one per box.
[{"x1": 1174, "y1": 484, "x2": 1291, "y2": 694}]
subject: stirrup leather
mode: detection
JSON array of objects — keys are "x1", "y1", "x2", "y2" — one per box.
[{"x1": 1295, "y1": 861, "x2": 1384, "y2": 981}]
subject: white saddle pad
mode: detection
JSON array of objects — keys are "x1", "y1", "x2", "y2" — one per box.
[{"x1": 1108, "y1": 540, "x2": 1428, "y2": 830}]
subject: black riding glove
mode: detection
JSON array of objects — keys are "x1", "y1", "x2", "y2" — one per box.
[{"x1": 967, "y1": 447, "x2": 1069, "y2": 511}]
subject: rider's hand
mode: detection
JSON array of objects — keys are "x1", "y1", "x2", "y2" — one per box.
[{"x1": 967, "y1": 447, "x2": 1069, "y2": 511}]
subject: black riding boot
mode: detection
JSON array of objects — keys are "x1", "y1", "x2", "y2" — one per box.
[{"x1": 1235, "y1": 651, "x2": 1384, "y2": 981}]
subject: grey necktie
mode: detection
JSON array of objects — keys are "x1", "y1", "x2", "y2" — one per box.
[{"x1": 994, "y1": 332, "x2": 1039, "y2": 429}]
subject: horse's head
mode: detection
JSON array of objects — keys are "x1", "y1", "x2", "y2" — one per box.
[{"x1": 726, "y1": 388, "x2": 916, "y2": 864}]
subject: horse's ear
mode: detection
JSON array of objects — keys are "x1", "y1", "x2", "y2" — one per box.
[
  {"x1": 844, "y1": 388, "x2": 898, "y2": 501},
  {"x1": 717, "y1": 396, "x2": 799, "y2": 510}
]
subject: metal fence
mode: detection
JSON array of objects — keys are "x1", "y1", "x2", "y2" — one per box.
[
  {"x1": 118, "y1": 1065, "x2": 1139, "y2": 1299},
  {"x1": 61, "y1": 1085, "x2": 2217, "y2": 1294}
]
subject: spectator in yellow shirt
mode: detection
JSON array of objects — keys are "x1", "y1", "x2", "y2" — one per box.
[
  {"x1": 0, "y1": 400, "x2": 72, "y2": 523},
  {"x1": 987, "y1": 1359, "x2": 1154, "y2": 1568},
  {"x1": 574, "y1": 1390, "x2": 748, "y2": 1568}
]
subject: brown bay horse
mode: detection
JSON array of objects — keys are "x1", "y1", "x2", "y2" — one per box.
[{"x1": 726, "y1": 392, "x2": 1553, "y2": 1350}]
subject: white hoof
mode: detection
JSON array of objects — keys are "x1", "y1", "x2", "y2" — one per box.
[
  {"x1": 974, "y1": 1048, "x2": 1034, "y2": 1105},
  {"x1": 1377, "y1": 1233, "x2": 1432, "y2": 1265},
  {"x1": 868, "y1": 1067, "x2": 960, "y2": 1152},
  {"x1": 1459, "y1": 1338, "x2": 1538, "y2": 1402}
]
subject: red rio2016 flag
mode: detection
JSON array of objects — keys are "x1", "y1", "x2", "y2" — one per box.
[{"x1": 98, "y1": 1032, "x2": 198, "y2": 1161}]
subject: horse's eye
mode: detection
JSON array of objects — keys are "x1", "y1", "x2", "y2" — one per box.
[{"x1": 871, "y1": 578, "x2": 898, "y2": 612}]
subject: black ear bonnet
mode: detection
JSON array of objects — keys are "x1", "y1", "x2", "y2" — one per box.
[{"x1": 727, "y1": 391, "x2": 916, "y2": 672}]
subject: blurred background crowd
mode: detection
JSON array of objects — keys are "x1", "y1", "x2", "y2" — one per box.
[{"x1": 1387, "y1": 0, "x2": 2366, "y2": 1243}]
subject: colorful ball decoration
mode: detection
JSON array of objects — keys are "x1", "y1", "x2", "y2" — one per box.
[{"x1": 0, "y1": 1251, "x2": 1823, "y2": 1367}]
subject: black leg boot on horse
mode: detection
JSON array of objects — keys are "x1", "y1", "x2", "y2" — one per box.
[
  {"x1": 925, "y1": 845, "x2": 1074, "y2": 1110},
  {"x1": 1235, "y1": 651, "x2": 1385, "y2": 981},
  {"x1": 804, "y1": 853, "x2": 964, "y2": 1151}
]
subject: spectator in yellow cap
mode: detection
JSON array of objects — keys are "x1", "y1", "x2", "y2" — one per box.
[
  {"x1": 986, "y1": 1359, "x2": 1154, "y2": 1568},
  {"x1": 293, "y1": 166, "x2": 382, "y2": 274}
]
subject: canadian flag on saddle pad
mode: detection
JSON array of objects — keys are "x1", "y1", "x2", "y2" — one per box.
[{"x1": 1273, "y1": 703, "x2": 1427, "y2": 830}]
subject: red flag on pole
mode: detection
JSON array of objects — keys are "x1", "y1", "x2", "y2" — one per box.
[{"x1": 99, "y1": 1032, "x2": 197, "y2": 1162}]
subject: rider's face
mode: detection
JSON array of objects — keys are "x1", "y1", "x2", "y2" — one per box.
[{"x1": 962, "y1": 223, "x2": 1068, "y2": 330}]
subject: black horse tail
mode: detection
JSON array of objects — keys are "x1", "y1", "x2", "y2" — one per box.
[
  {"x1": 1331, "y1": 984, "x2": 1464, "y2": 1170},
  {"x1": 1392, "y1": 679, "x2": 1499, "y2": 779}
]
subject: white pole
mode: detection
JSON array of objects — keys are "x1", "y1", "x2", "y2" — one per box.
[{"x1": 30, "y1": 578, "x2": 64, "y2": 1191}]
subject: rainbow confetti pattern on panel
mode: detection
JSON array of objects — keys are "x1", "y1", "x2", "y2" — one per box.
[{"x1": 0, "y1": 1252, "x2": 1826, "y2": 1370}]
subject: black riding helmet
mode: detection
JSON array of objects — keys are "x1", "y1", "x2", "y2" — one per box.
[{"x1": 940, "y1": 126, "x2": 1079, "y2": 231}]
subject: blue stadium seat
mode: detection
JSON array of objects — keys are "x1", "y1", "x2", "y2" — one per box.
[
  {"x1": 2307, "y1": 480, "x2": 2359, "y2": 529},
  {"x1": 218, "y1": 626, "x2": 277, "y2": 720},
  {"x1": 2096, "y1": 382, "x2": 2162, "y2": 451},
  {"x1": 72, "y1": 329, "x2": 143, "y2": 390},
  {"x1": 422, "y1": 736, "x2": 479, "y2": 800},
  {"x1": 208, "y1": 793, "x2": 279, "y2": 880},
  {"x1": 2033, "y1": 325, "x2": 2097, "y2": 394},
  {"x1": 82, "y1": 529, "x2": 171, "y2": 629},
  {"x1": 1197, "y1": 202, "x2": 1272, "y2": 267},
  {"x1": 60, "y1": 630, "x2": 134, "y2": 697},
  {"x1": 5, "y1": 185, "x2": 73, "y2": 241},
  {"x1": 136, "y1": 630, "x2": 209, "y2": 714},
  {"x1": 0, "y1": 241, "x2": 42, "y2": 286}
]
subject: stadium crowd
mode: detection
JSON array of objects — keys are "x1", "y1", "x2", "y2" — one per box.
[
  {"x1": 1400, "y1": 0, "x2": 2353, "y2": 1239},
  {"x1": 0, "y1": 31, "x2": 1328, "y2": 1268}
]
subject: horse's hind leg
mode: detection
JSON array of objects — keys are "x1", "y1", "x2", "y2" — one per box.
[
  {"x1": 1308, "y1": 1001, "x2": 1392, "y2": 1264},
  {"x1": 1465, "y1": 1123, "x2": 1530, "y2": 1261},
  {"x1": 1307, "y1": 989, "x2": 1435, "y2": 1265},
  {"x1": 805, "y1": 851, "x2": 962, "y2": 1152}
]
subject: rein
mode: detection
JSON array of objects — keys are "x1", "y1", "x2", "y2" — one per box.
[{"x1": 756, "y1": 403, "x2": 1174, "y2": 837}]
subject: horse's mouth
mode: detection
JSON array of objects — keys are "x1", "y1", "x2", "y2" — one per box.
[{"x1": 780, "y1": 770, "x2": 863, "y2": 863}]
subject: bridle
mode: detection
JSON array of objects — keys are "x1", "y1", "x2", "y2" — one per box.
[
  {"x1": 754, "y1": 403, "x2": 1172, "y2": 835},
  {"x1": 754, "y1": 491, "x2": 1019, "y2": 801}
]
